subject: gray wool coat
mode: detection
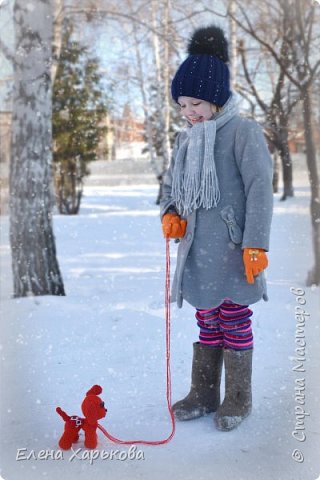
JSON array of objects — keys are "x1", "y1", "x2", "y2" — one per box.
[{"x1": 160, "y1": 116, "x2": 273, "y2": 309}]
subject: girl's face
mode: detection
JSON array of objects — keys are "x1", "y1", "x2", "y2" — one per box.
[{"x1": 178, "y1": 96, "x2": 217, "y2": 125}]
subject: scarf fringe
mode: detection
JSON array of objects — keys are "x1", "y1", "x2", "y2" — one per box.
[{"x1": 171, "y1": 94, "x2": 239, "y2": 217}]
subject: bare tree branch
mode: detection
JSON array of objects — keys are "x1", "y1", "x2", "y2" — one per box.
[
  {"x1": 216, "y1": 1, "x2": 302, "y2": 89},
  {"x1": 61, "y1": 4, "x2": 184, "y2": 55},
  {"x1": 238, "y1": 40, "x2": 268, "y2": 113},
  {"x1": 234, "y1": 84, "x2": 257, "y2": 116},
  {"x1": 310, "y1": 58, "x2": 320, "y2": 81},
  {"x1": 0, "y1": 37, "x2": 14, "y2": 63}
]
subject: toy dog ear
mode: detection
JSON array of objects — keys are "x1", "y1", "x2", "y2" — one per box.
[{"x1": 86, "y1": 385, "x2": 102, "y2": 396}]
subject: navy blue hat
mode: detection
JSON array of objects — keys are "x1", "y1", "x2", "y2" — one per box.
[{"x1": 171, "y1": 26, "x2": 231, "y2": 107}]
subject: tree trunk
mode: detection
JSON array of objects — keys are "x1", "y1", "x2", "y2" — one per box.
[
  {"x1": 277, "y1": 120, "x2": 294, "y2": 200},
  {"x1": 272, "y1": 151, "x2": 280, "y2": 194},
  {"x1": 55, "y1": 168, "x2": 82, "y2": 215},
  {"x1": 9, "y1": 0, "x2": 65, "y2": 297},
  {"x1": 302, "y1": 86, "x2": 320, "y2": 285},
  {"x1": 156, "y1": 174, "x2": 164, "y2": 205}
]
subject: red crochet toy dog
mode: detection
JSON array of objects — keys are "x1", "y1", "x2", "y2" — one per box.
[{"x1": 56, "y1": 385, "x2": 107, "y2": 449}]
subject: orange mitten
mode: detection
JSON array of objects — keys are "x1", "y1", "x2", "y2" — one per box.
[
  {"x1": 162, "y1": 213, "x2": 187, "y2": 239},
  {"x1": 243, "y1": 248, "x2": 268, "y2": 284}
]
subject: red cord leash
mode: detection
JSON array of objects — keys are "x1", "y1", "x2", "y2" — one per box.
[{"x1": 97, "y1": 238, "x2": 176, "y2": 445}]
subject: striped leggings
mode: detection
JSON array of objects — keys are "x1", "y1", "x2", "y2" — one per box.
[{"x1": 196, "y1": 300, "x2": 253, "y2": 351}]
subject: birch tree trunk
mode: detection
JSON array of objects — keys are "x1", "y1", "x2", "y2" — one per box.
[
  {"x1": 131, "y1": 11, "x2": 158, "y2": 177},
  {"x1": 160, "y1": 0, "x2": 171, "y2": 168},
  {"x1": 151, "y1": 0, "x2": 165, "y2": 197},
  {"x1": 157, "y1": 0, "x2": 172, "y2": 204},
  {"x1": 228, "y1": 0, "x2": 237, "y2": 90},
  {"x1": 52, "y1": 0, "x2": 64, "y2": 83},
  {"x1": 9, "y1": 0, "x2": 65, "y2": 297},
  {"x1": 151, "y1": 0, "x2": 172, "y2": 204}
]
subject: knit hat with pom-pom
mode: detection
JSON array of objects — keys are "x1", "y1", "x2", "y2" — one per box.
[{"x1": 171, "y1": 25, "x2": 231, "y2": 107}]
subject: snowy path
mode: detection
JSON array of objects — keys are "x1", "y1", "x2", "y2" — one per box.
[{"x1": 0, "y1": 179, "x2": 319, "y2": 480}]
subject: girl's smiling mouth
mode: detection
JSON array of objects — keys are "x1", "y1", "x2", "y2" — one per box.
[{"x1": 188, "y1": 116, "x2": 204, "y2": 123}]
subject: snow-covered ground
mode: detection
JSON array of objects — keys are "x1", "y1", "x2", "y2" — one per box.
[{"x1": 0, "y1": 158, "x2": 319, "y2": 480}]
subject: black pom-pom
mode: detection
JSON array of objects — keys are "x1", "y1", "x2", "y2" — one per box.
[{"x1": 187, "y1": 26, "x2": 229, "y2": 62}]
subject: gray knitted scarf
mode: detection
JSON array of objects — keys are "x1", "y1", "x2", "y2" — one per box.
[{"x1": 172, "y1": 94, "x2": 239, "y2": 217}]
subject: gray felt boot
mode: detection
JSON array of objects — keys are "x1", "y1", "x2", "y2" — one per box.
[
  {"x1": 214, "y1": 349, "x2": 253, "y2": 431},
  {"x1": 173, "y1": 342, "x2": 223, "y2": 421}
]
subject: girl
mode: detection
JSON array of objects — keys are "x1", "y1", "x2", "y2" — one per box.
[{"x1": 160, "y1": 26, "x2": 273, "y2": 431}]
